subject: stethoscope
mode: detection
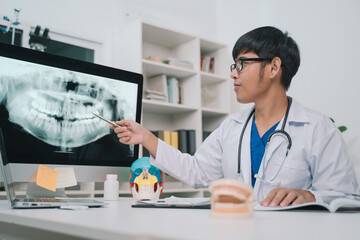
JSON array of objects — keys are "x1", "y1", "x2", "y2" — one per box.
[{"x1": 237, "y1": 96, "x2": 292, "y2": 185}]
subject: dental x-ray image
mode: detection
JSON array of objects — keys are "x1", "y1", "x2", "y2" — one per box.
[{"x1": 0, "y1": 56, "x2": 139, "y2": 166}]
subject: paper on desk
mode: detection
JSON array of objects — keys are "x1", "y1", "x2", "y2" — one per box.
[
  {"x1": 36, "y1": 165, "x2": 58, "y2": 192},
  {"x1": 138, "y1": 196, "x2": 211, "y2": 206},
  {"x1": 55, "y1": 167, "x2": 77, "y2": 188}
]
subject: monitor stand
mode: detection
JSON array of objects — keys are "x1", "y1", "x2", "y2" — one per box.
[{"x1": 26, "y1": 182, "x2": 66, "y2": 198}]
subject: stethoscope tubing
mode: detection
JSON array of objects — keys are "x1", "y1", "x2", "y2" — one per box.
[{"x1": 237, "y1": 97, "x2": 292, "y2": 174}]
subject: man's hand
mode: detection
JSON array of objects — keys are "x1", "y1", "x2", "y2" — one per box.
[
  {"x1": 259, "y1": 187, "x2": 315, "y2": 207},
  {"x1": 111, "y1": 119, "x2": 158, "y2": 157}
]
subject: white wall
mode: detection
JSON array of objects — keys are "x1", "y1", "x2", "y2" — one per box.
[
  {"x1": 1, "y1": 0, "x2": 359, "y2": 144},
  {"x1": 0, "y1": 0, "x2": 217, "y2": 65},
  {"x1": 216, "y1": 0, "x2": 360, "y2": 144}
]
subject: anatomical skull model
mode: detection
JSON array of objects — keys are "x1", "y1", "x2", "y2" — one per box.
[{"x1": 129, "y1": 157, "x2": 164, "y2": 202}]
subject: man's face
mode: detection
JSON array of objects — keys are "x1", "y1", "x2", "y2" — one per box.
[{"x1": 230, "y1": 52, "x2": 271, "y2": 104}]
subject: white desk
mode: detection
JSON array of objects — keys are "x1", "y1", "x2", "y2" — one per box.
[{"x1": 0, "y1": 198, "x2": 359, "y2": 240}]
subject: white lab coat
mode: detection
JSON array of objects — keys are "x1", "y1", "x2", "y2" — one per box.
[{"x1": 150, "y1": 98, "x2": 359, "y2": 204}]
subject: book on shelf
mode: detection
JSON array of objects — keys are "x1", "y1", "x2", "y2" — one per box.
[
  {"x1": 144, "y1": 56, "x2": 161, "y2": 63},
  {"x1": 143, "y1": 129, "x2": 196, "y2": 157},
  {"x1": 167, "y1": 77, "x2": 180, "y2": 104},
  {"x1": 158, "y1": 130, "x2": 179, "y2": 150},
  {"x1": 201, "y1": 56, "x2": 215, "y2": 73},
  {"x1": 145, "y1": 75, "x2": 182, "y2": 104},
  {"x1": 143, "y1": 131, "x2": 159, "y2": 157},
  {"x1": 178, "y1": 85, "x2": 184, "y2": 104},
  {"x1": 254, "y1": 196, "x2": 360, "y2": 213},
  {"x1": 202, "y1": 131, "x2": 212, "y2": 141},
  {"x1": 145, "y1": 90, "x2": 167, "y2": 101},
  {"x1": 158, "y1": 130, "x2": 171, "y2": 145},
  {"x1": 163, "y1": 57, "x2": 194, "y2": 70},
  {"x1": 170, "y1": 131, "x2": 179, "y2": 149},
  {"x1": 178, "y1": 130, "x2": 188, "y2": 154},
  {"x1": 187, "y1": 129, "x2": 196, "y2": 155},
  {"x1": 146, "y1": 74, "x2": 168, "y2": 102},
  {"x1": 177, "y1": 129, "x2": 196, "y2": 155}
]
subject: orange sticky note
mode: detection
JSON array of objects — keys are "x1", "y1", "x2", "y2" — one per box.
[{"x1": 36, "y1": 165, "x2": 58, "y2": 192}]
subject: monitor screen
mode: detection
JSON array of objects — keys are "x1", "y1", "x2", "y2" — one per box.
[{"x1": 0, "y1": 43, "x2": 143, "y2": 168}]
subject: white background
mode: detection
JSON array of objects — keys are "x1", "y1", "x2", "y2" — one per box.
[{"x1": 1, "y1": 0, "x2": 359, "y2": 148}]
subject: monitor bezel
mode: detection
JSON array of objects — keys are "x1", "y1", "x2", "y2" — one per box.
[{"x1": 0, "y1": 42, "x2": 143, "y2": 167}]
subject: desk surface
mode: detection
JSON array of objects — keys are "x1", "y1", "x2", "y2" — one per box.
[{"x1": 0, "y1": 198, "x2": 359, "y2": 240}]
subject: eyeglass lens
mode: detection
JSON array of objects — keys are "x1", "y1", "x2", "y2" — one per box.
[{"x1": 230, "y1": 60, "x2": 242, "y2": 72}]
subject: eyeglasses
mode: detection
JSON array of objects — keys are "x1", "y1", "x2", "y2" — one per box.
[{"x1": 230, "y1": 57, "x2": 272, "y2": 72}]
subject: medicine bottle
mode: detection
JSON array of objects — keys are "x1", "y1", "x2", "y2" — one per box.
[{"x1": 104, "y1": 174, "x2": 119, "y2": 201}]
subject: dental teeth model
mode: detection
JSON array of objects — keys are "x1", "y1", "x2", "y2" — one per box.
[{"x1": 209, "y1": 179, "x2": 254, "y2": 218}]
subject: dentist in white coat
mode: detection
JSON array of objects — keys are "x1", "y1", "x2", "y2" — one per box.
[{"x1": 112, "y1": 26, "x2": 359, "y2": 207}]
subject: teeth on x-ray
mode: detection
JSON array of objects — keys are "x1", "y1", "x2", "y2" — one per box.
[{"x1": 0, "y1": 61, "x2": 137, "y2": 152}]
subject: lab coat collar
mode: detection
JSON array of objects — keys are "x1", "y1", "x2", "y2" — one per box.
[
  {"x1": 230, "y1": 97, "x2": 310, "y2": 125},
  {"x1": 287, "y1": 98, "x2": 310, "y2": 125},
  {"x1": 230, "y1": 104, "x2": 255, "y2": 124},
  {"x1": 259, "y1": 97, "x2": 310, "y2": 167}
]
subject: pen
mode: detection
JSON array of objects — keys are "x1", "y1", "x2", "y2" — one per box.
[{"x1": 92, "y1": 112, "x2": 121, "y2": 127}]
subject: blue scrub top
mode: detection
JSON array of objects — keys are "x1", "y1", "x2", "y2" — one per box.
[{"x1": 250, "y1": 117, "x2": 279, "y2": 187}]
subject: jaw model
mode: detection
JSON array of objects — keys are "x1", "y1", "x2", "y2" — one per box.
[{"x1": 209, "y1": 179, "x2": 254, "y2": 218}]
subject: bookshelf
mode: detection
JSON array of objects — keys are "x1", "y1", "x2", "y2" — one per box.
[
  {"x1": 113, "y1": 20, "x2": 231, "y2": 147},
  {"x1": 112, "y1": 21, "x2": 232, "y2": 197}
]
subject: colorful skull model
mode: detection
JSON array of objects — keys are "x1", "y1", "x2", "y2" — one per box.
[{"x1": 129, "y1": 157, "x2": 164, "y2": 201}]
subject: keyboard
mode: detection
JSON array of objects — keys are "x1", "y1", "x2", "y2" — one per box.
[{"x1": 20, "y1": 198, "x2": 61, "y2": 202}]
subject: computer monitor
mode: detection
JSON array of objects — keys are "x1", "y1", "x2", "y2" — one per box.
[{"x1": 0, "y1": 42, "x2": 143, "y2": 183}]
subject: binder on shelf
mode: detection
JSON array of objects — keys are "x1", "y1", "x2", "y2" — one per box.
[
  {"x1": 178, "y1": 130, "x2": 188, "y2": 153},
  {"x1": 176, "y1": 129, "x2": 196, "y2": 155},
  {"x1": 158, "y1": 130, "x2": 171, "y2": 145},
  {"x1": 170, "y1": 131, "x2": 179, "y2": 149},
  {"x1": 142, "y1": 131, "x2": 159, "y2": 157},
  {"x1": 202, "y1": 131, "x2": 212, "y2": 141},
  {"x1": 187, "y1": 130, "x2": 196, "y2": 155},
  {"x1": 142, "y1": 145, "x2": 150, "y2": 157}
]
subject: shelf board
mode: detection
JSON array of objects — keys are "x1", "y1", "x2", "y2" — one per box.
[
  {"x1": 142, "y1": 59, "x2": 197, "y2": 79},
  {"x1": 142, "y1": 99, "x2": 198, "y2": 114},
  {"x1": 200, "y1": 39, "x2": 227, "y2": 54},
  {"x1": 143, "y1": 22, "x2": 195, "y2": 48},
  {"x1": 201, "y1": 107, "x2": 229, "y2": 117},
  {"x1": 200, "y1": 72, "x2": 227, "y2": 84}
]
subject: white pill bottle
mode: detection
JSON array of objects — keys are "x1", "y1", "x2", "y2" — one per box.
[{"x1": 104, "y1": 174, "x2": 119, "y2": 201}]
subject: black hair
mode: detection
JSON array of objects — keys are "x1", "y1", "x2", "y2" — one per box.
[{"x1": 232, "y1": 26, "x2": 300, "y2": 91}]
